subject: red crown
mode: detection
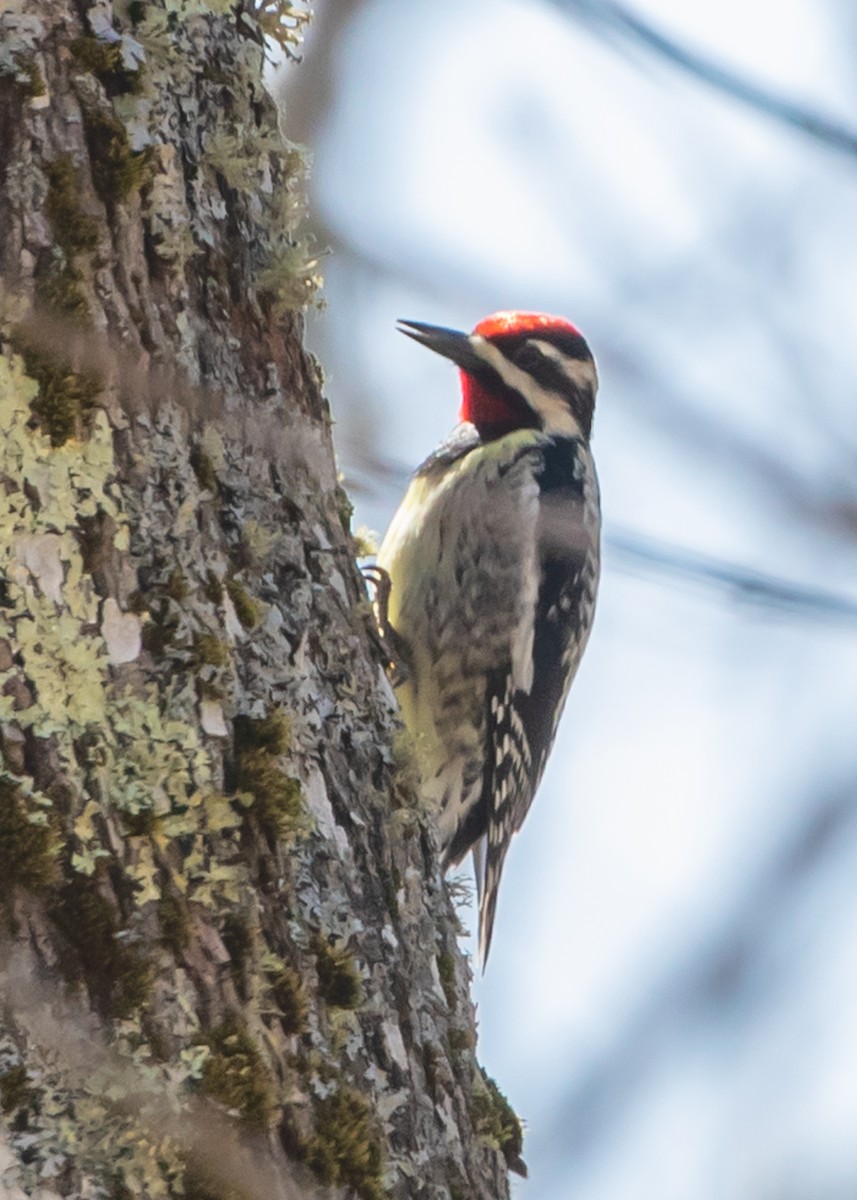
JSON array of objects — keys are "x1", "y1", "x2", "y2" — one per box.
[{"x1": 472, "y1": 311, "x2": 582, "y2": 340}]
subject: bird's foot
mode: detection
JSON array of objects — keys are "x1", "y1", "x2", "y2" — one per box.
[{"x1": 362, "y1": 564, "x2": 410, "y2": 686}]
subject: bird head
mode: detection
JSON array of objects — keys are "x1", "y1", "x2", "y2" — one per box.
[{"x1": 397, "y1": 310, "x2": 597, "y2": 441}]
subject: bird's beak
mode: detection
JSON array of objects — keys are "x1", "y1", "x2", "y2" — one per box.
[{"x1": 397, "y1": 319, "x2": 484, "y2": 374}]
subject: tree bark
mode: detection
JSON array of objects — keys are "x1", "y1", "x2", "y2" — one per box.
[{"x1": 0, "y1": 2, "x2": 518, "y2": 1197}]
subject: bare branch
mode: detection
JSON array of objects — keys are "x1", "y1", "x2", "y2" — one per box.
[
  {"x1": 551, "y1": 0, "x2": 857, "y2": 158},
  {"x1": 607, "y1": 528, "x2": 857, "y2": 626}
]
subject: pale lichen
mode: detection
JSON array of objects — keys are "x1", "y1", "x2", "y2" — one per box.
[
  {"x1": 246, "y1": 0, "x2": 311, "y2": 56},
  {"x1": 202, "y1": 117, "x2": 320, "y2": 310},
  {"x1": 255, "y1": 240, "x2": 323, "y2": 314},
  {"x1": 0, "y1": 0, "x2": 520, "y2": 1191}
]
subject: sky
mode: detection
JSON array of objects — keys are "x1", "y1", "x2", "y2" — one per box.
[{"x1": 282, "y1": 2, "x2": 857, "y2": 1196}]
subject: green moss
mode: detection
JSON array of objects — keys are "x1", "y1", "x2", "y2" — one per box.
[
  {"x1": 198, "y1": 62, "x2": 232, "y2": 88},
  {"x1": 225, "y1": 578, "x2": 261, "y2": 630},
  {"x1": 204, "y1": 571, "x2": 224, "y2": 605},
  {"x1": 336, "y1": 486, "x2": 354, "y2": 533},
  {"x1": 70, "y1": 34, "x2": 144, "y2": 95},
  {"x1": 35, "y1": 155, "x2": 101, "y2": 321},
  {"x1": 267, "y1": 963, "x2": 308, "y2": 1035},
  {"x1": 314, "y1": 936, "x2": 361, "y2": 1010},
  {"x1": 193, "y1": 632, "x2": 231, "y2": 668},
  {"x1": 122, "y1": 806, "x2": 157, "y2": 836},
  {"x1": 141, "y1": 614, "x2": 174, "y2": 656},
  {"x1": 422, "y1": 1042, "x2": 439, "y2": 1096},
  {"x1": 232, "y1": 712, "x2": 302, "y2": 841},
  {"x1": 233, "y1": 711, "x2": 291, "y2": 757},
  {"x1": 45, "y1": 156, "x2": 99, "y2": 254},
  {"x1": 278, "y1": 1108, "x2": 309, "y2": 1165},
  {"x1": 81, "y1": 106, "x2": 151, "y2": 205},
  {"x1": 376, "y1": 862, "x2": 401, "y2": 919},
  {"x1": 221, "y1": 911, "x2": 253, "y2": 997},
  {"x1": 35, "y1": 253, "x2": 90, "y2": 323},
  {"x1": 71, "y1": 36, "x2": 123, "y2": 74},
  {"x1": 306, "y1": 1087, "x2": 384, "y2": 1200},
  {"x1": 181, "y1": 1162, "x2": 248, "y2": 1200},
  {"x1": 471, "y1": 1077, "x2": 526, "y2": 1176},
  {"x1": 0, "y1": 1064, "x2": 34, "y2": 1114},
  {"x1": 11, "y1": 331, "x2": 102, "y2": 446},
  {"x1": 198, "y1": 1017, "x2": 273, "y2": 1130},
  {"x1": 0, "y1": 781, "x2": 59, "y2": 904},
  {"x1": 138, "y1": 591, "x2": 186, "y2": 656},
  {"x1": 12, "y1": 56, "x2": 46, "y2": 98},
  {"x1": 191, "y1": 447, "x2": 219, "y2": 493},
  {"x1": 165, "y1": 569, "x2": 189, "y2": 602},
  {"x1": 447, "y1": 1027, "x2": 473, "y2": 1060},
  {"x1": 390, "y1": 727, "x2": 421, "y2": 801},
  {"x1": 49, "y1": 870, "x2": 152, "y2": 1019},
  {"x1": 237, "y1": 753, "x2": 302, "y2": 839},
  {"x1": 157, "y1": 891, "x2": 190, "y2": 954},
  {"x1": 436, "y1": 951, "x2": 457, "y2": 1010},
  {"x1": 107, "y1": 1175, "x2": 134, "y2": 1200}
]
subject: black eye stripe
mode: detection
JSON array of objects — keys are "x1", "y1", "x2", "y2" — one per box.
[
  {"x1": 513, "y1": 343, "x2": 544, "y2": 371},
  {"x1": 544, "y1": 331, "x2": 591, "y2": 360},
  {"x1": 528, "y1": 355, "x2": 573, "y2": 393},
  {"x1": 492, "y1": 330, "x2": 592, "y2": 362},
  {"x1": 480, "y1": 348, "x2": 592, "y2": 405},
  {"x1": 507, "y1": 350, "x2": 596, "y2": 438},
  {"x1": 505, "y1": 343, "x2": 591, "y2": 400}
]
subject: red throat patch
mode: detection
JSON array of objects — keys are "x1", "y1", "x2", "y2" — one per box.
[{"x1": 458, "y1": 371, "x2": 525, "y2": 428}]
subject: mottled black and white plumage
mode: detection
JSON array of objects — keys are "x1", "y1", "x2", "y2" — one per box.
[{"x1": 376, "y1": 311, "x2": 601, "y2": 964}]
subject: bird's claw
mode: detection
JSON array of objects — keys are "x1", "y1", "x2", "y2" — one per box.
[{"x1": 362, "y1": 564, "x2": 410, "y2": 686}]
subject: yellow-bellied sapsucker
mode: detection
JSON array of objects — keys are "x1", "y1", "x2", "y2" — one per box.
[{"x1": 375, "y1": 311, "x2": 601, "y2": 963}]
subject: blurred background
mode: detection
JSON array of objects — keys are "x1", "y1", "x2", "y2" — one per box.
[{"x1": 276, "y1": 3, "x2": 857, "y2": 1196}]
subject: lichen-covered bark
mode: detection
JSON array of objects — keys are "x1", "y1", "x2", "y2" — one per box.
[{"x1": 0, "y1": 3, "x2": 517, "y2": 1198}]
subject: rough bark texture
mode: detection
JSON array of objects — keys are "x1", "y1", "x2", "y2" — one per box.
[{"x1": 0, "y1": 3, "x2": 517, "y2": 1197}]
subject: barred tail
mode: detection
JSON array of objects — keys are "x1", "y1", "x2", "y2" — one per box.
[{"x1": 477, "y1": 838, "x2": 508, "y2": 968}]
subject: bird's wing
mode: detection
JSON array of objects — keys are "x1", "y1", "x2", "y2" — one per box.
[{"x1": 478, "y1": 440, "x2": 600, "y2": 962}]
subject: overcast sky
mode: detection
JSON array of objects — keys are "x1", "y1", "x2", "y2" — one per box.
[{"x1": 284, "y1": 3, "x2": 857, "y2": 1195}]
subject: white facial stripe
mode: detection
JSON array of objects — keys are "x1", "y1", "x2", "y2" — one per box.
[
  {"x1": 530, "y1": 339, "x2": 598, "y2": 394},
  {"x1": 470, "y1": 336, "x2": 594, "y2": 438}
]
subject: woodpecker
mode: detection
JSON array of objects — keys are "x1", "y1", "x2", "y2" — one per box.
[{"x1": 375, "y1": 311, "x2": 600, "y2": 964}]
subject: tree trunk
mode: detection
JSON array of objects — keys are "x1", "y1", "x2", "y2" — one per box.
[{"x1": 0, "y1": 3, "x2": 519, "y2": 1197}]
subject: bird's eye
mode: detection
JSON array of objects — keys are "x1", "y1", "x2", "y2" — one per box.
[{"x1": 514, "y1": 343, "x2": 543, "y2": 371}]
